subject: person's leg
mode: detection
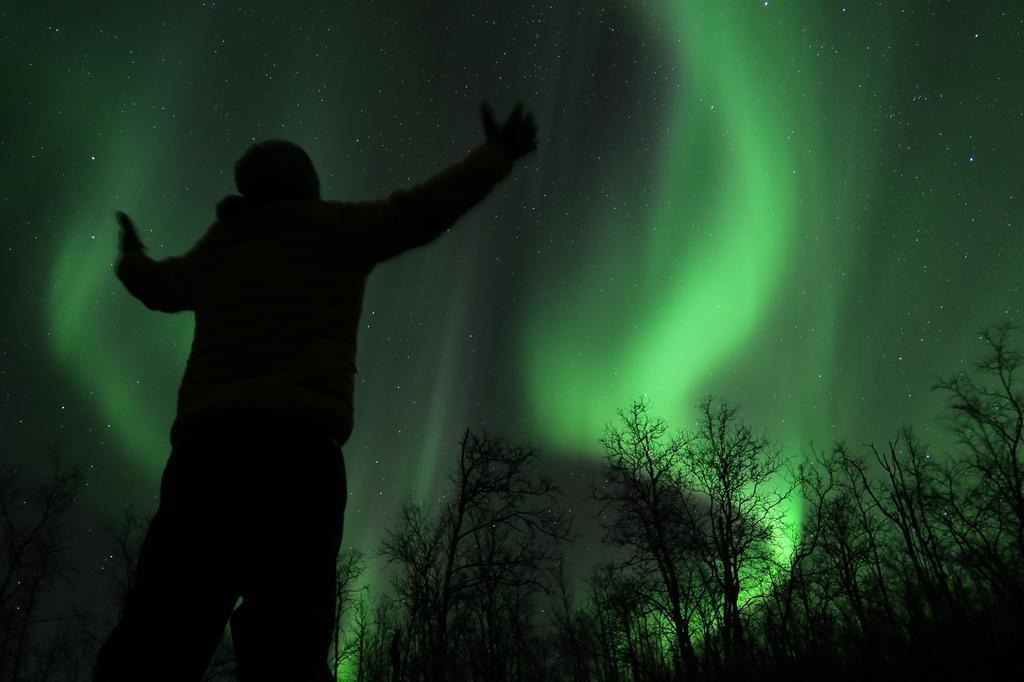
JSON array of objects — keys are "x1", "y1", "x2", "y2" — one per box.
[
  {"x1": 229, "y1": 430, "x2": 347, "y2": 682},
  {"x1": 93, "y1": 442, "x2": 240, "y2": 681}
]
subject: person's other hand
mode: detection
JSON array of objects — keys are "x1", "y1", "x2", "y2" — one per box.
[
  {"x1": 481, "y1": 101, "x2": 538, "y2": 161},
  {"x1": 116, "y1": 211, "x2": 145, "y2": 253}
]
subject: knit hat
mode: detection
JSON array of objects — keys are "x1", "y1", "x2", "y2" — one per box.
[{"x1": 234, "y1": 139, "x2": 320, "y2": 203}]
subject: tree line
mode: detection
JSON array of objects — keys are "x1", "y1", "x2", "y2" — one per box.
[{"x1": 2, "y1": 323, "x2": 1022, "y2": 681}]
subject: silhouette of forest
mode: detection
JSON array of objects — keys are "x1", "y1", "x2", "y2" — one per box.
[{"x1": 3, "y1": 323, "x2": 1022, "y2": 681}]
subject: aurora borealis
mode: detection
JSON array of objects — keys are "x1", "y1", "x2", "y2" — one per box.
[{"x1": 3, "y1": 0, "x2": 1023, "y2": 603}]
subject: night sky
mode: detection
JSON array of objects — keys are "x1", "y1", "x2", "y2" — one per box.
[{"x1": 2, "y1": 0, "x2": 1022, "y2": 596}]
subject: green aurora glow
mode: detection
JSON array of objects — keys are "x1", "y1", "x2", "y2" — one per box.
[{"x1": 9, "y1": 1, "x2": 1021, "y2": 658}]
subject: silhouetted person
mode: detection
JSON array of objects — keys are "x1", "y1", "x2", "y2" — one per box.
[{"x1": 93, "y1": 101, "x2": 538, "y2": 682}]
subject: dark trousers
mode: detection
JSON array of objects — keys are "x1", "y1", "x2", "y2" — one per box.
[{"x1": 93, "y1": 412, "x2": 347, "y2": 681}]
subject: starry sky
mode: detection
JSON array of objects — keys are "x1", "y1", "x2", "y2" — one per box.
[{"x1": 2, "y1": 0, "x2": 1022, "y2": 595}]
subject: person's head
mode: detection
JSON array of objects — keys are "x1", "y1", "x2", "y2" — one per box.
[{"x1": 234, "y1": 139, "x2": 320, "y2": 203}]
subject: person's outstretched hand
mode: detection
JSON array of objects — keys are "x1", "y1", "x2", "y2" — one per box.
[
  {"x1": 116, "y1": 211, "x2": 145, "y2": 253},
  {"x1": 481, "y1": 101, "x2": 538, "y2": 161}
]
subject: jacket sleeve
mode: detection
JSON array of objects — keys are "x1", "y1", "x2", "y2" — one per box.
[
  {"x1": 115, "y1": 249, "x2": 193, "y2": 313},
  {"x1": 325, "y1": 141, "x2": 516, "y2": 263}
]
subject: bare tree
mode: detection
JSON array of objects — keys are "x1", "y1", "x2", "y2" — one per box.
[
  {"x1": 758, "y1": 447, "x2": 833, "y2": 666},
  {"x1": 548, "y1": 556, "x2": 591, "y2": 682},
  {"x1": 100, "y1": 504, "x2": 149, "y2": 616},
  {"x1": 329, "y1": 548, "x2": 367, "y2": 677},
  {"x1": 342, "y1": 592, "x2": 400, "y2": 682},
  {"x1": 0, "y1": 451, "x2": 85, "y2": 682},
  {"x1": 762, "y1": 442, "x2": 902, "y2": 668},
  {"x1": 592, "y1": 396, "x2": 702, "y2": 680},
  {"x1": 843, "y1": 429, "x2": 960, "y2": 629},
  {"x1": 679, "y1": 396, "x2": 793, "y2": 675},
  {"x1": 379, "y1": 428, "x2": 571, "y2": 681},
  {"x1": 933, "y1": 323, "x2": 1024, "y2": 601}
]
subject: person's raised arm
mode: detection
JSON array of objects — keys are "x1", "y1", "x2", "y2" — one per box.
[
  {"x1": 114, "y1": 211, "x2": 194, "y2": 313},
  {"x1": 329, "y1": 101, "x2": 538, "y2": 263}
]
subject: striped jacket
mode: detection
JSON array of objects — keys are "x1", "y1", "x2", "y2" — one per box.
[{"x1": 115, "y1": 141, "x2": 515, "y2": 447}]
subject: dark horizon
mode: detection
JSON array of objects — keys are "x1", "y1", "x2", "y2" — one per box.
[{"x1": 4, "y1": 324, "x2": 1023, "y2": 679}]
